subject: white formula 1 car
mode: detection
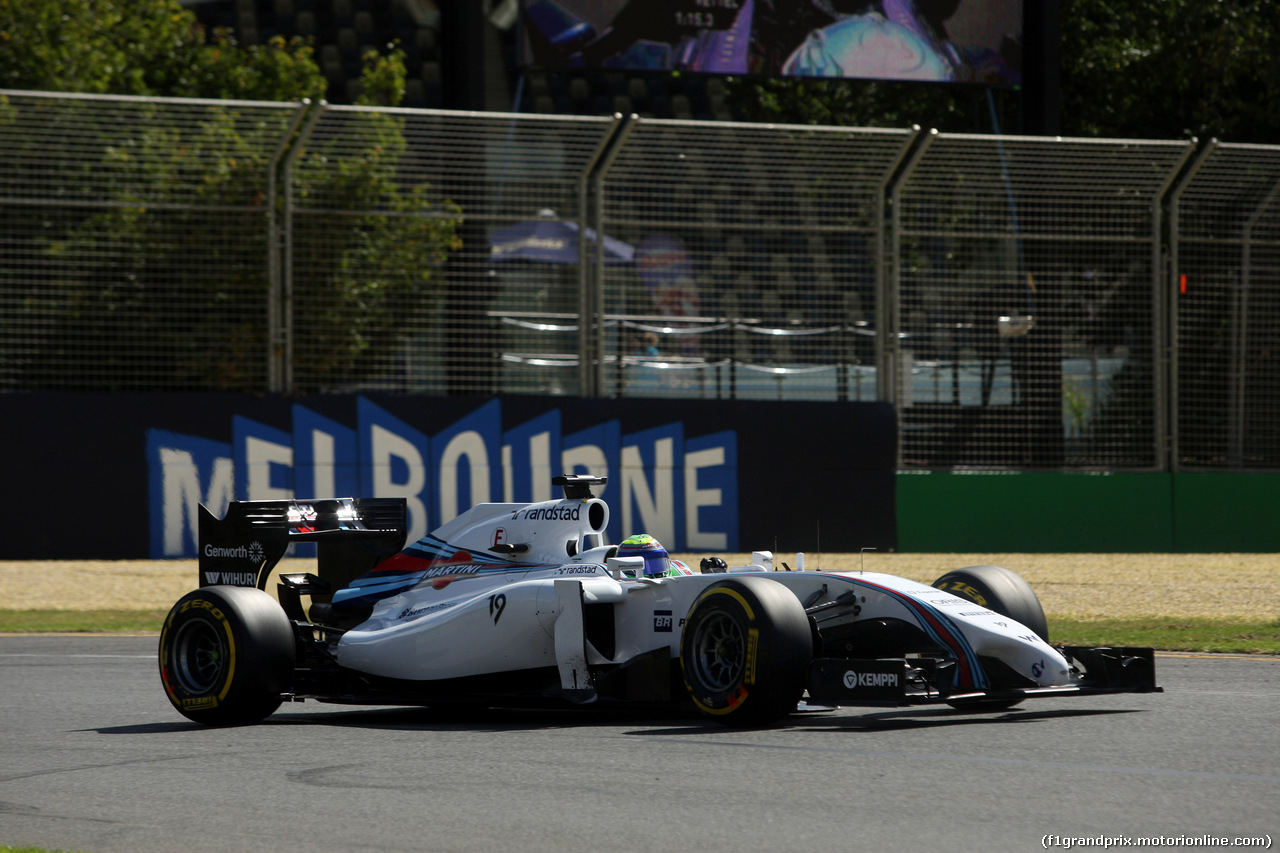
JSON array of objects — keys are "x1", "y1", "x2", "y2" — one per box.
[{"x1": 160, "y1": 475, "x2": 1159, "y2": 727}]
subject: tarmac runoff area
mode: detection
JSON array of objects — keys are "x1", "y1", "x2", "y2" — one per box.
[
  {"x1": 0, "y1": 552, "x2": 1274, "y2": 621},
  {"x1": 1, "y1": 636, "x2": 1277, "y2": 853}
]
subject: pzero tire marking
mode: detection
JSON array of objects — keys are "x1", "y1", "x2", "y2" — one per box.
[{"x1": 158, "y1": 586, "x2": 294, "y2": 726}]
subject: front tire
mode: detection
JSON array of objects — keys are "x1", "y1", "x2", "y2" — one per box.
[
  {"x1": 159, "y1": 586, "x2": 295, "y2": 726},
  {"x1": 931, "y1": 565, "x2": 1048, "y2": 711},
  {"x1": 931, "y1": 564, "x2": 1048, "y2": 641},
  {"x1": 680, "y1": 577, "x2": 812, "y2": 727}
]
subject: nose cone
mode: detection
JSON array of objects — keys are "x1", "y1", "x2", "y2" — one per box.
[
  {"x1": 1019, "y1": 643, "x2": 1073, "y2": 687},
  {"x1": 953, "y1": 615, "x2": 1073, "y2": 687}
]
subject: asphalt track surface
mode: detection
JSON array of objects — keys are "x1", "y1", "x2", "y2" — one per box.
[{"x1": 2, "y1": 636, "x2": 1277, "y2": 853}]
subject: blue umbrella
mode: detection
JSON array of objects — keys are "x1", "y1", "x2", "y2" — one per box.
[{"x1": 489, "y1": 218, "x2": 634, "y2": 265}]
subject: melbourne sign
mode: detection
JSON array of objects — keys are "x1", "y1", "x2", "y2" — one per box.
[
  {"x1": 148, "y1": 397, "x2": 737, "y2": 558},
  {"x1": 1, "y1": 393, "x2": 896, "y2": 560}
]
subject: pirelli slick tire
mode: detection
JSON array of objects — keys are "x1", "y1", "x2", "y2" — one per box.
[
  {"x1": 680, "y1": 577, "x2": 812, "y2": 727},
  {"x1": 159, "y1": 586, "x2": 295, "y2": 726},
  {"x1": 932, "y1": 564, "x2": 1049, "y2": 641},
  {"x1": 932, "y1": 565, "x2": 1048, "y2": 712}
]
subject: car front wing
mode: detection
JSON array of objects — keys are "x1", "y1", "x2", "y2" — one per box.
[{"x1": 805, "y1": 646, "x2": 1161, "y2": 708}]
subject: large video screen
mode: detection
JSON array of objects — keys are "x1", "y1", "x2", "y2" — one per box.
[{"x1": 518, "y1": 0, "x2": 1023, "y2": 86}]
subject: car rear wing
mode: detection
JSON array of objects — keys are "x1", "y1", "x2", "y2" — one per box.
[{"x1": 198, "y1": 498, "x2": 408, "y2": 593}]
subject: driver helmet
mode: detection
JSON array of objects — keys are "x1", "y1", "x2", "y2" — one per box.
[{"x1": 617, "y1": 534, "x2": 674, "y2": 578}]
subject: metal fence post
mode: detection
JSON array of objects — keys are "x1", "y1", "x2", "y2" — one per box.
[
  {"x1": 570, "y1": 114, "x2": 633, "y2": 398},
  {"x1": 1165, "y1": 139, "x2": 1218, "y2": 472},
  {"x1": 882, "y1": 128, "x2": 935, "y2": 408},
  {"x1": 267, "y1": 100, "x2": 313, "y2": 394},
  {"x1": 278, "y1": 100, "x2": 326, "y2": 395},
  {"x1": 1151, "y1": 139, "x2": 1200, "y2": 470}
]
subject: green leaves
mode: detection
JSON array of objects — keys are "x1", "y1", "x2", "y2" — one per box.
[
  {"x1": 0, "y1": 0, "x2": 327, "y2": 102},
  {"x1": 0, "y1": 2, "x2": 459, "y2": 392},
  {"x1": 1061, "y1": 0, "x2": 1280, "y2": 141},
  {"x1": 729, "y1": 75, "x2": 976, "y2": 132},
  {"x1": 291, "y1": 110, "x2": 461, "y2": 390}
]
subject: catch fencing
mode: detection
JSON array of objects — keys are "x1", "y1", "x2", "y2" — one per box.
[{"x1": 2, "y1": 89, "x2": 1278, "y2": 471}]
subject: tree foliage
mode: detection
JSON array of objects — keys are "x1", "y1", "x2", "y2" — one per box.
[
  {"x1": 1060, "y1": 0, "x2": 1280, "y2": 141},
  {"x1": 35, "y1": 106, "x2": 288, "y2": 390},
  {"x1": 0, "y1": 0, "x2": 459, "y2": 391},
  {"x1": 730, "y1": 74, "x2": 1003, "y2": 133},
  {"x1": 0, "y1": 0, "x2": 327, "y2": 101},
  {"x1": 292, "y1": 74, "x2": 462, "y2": 390}
]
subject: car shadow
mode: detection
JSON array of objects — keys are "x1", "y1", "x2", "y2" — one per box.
[
  {"x1": 787, "y1": 705, "x2": 1145, "y2": 733},
  {"x1": 92, "y1": 703, "x2": 1145, "y2": 736},
  {"x1": 267, "y1": 703, "x2": 693, "y2": 732},
  {"x1": 90, "y1": 703, "x2": 683, "y2": 735},
  {"x1": 88, "y1": 721, "x2": 206, "y2": 734},
  {"x1": 623, "y1": 705, "x2": 1146, "y2": 736}
]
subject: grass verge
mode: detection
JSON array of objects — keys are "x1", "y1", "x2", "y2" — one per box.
[
  {"x1": 0, "y1": 610, "x2": 168, "y2": 634},
  {"x1": 2, "y1": 610, "x2": 1278, "y2": 654},
  {"x1": 1049, "y1": 618, "x2": 1280, "y2": 655}
]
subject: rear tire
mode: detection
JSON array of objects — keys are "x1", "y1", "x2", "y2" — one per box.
[
  {"x1": 931, "y1": 565, "x2": 1047, "y2": 711},
  {"x1": 159, "y1": 586, "x2": 295, "y2": 726},
  {"x1": 680, "y1": 577, "x2": 812, "y2": 727}
]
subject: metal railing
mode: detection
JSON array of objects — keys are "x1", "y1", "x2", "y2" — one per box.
[{"x1": 3, "y1": 89, "x2": 1278, "y2": 471}]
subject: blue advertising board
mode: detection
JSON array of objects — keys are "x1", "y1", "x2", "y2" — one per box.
[{"x1": 2, "y1": 394, "x2": 896, "y2": 559}]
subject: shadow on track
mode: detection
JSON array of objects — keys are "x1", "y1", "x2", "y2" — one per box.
[{"x1": 93, "y1": 703, "x2": 1145, "y2": 736}]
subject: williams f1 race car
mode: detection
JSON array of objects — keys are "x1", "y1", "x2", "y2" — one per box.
[{"x1": 159, "y1": 475, "x2": 1159, "y2": 727}]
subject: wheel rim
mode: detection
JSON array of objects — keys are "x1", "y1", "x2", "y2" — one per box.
[
  {"x1": 689, "y1": 607, "x2": 745, "y2": 692},
  {"x1": 171, "y1": 617, "x2": 226, "y2": 694}
]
